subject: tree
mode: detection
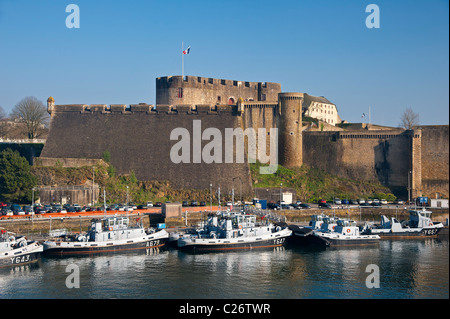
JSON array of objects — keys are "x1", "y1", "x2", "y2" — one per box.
[
  {"x1": 0, "y1": 148, "x2": 37, "y2": 203},
  {"x1": 399, "y1": 107, "x2": 420, "y2": 129},
  {"x1": 0, "y1": 105, "x2": 5, "y2": 120},
  {"x1": 0, "y1": 105, "x2": 7, "y2": 138},
  {"x1": 11, "y1": 96, "x2": 49, "y2": 139}
]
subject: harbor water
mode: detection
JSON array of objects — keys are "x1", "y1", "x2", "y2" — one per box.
[{"x1": 0, "y1": 238, "x2": 448, "y2": 299}]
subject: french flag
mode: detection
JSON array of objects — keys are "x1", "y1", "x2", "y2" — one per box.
[{"x1": 183, "y1": 46, "x2": 191, "y2": 55}]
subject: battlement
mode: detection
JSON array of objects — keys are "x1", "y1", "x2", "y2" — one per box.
[
  {"x1": 48, "y1": 103, "x2": 238, "y2": 115},
  {"x1": 156, "y1": 75, "x2": 280, "y2": 91},
  {"x1": 156, "y1": 75, "x2": 282, "y2": 106}
]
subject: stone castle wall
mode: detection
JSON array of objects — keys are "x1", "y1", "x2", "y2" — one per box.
[
  {"x1": 40, "y1": 103, "x2": 254, "y2": 194},
  {"x1": 420, "y1": 125, "x2": 449, "y2": 198},
  {"x1": 302, "y1": 127, "x2": 449, "y2": 199},
  {"x1": 303, "y1": 130, "x2": 414, "y2": 194},
  {"x1": 156, "y1": 76, "x2": 281, "y2": 106}
]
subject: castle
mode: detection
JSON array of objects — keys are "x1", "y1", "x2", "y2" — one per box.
[{"x1": 39, "y1": 75, "x2": 449, "y2": 200}]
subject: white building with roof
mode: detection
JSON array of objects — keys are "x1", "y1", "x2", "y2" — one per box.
[{"x1": 302, "y1": 93, "x2": 341, "y2": 126}]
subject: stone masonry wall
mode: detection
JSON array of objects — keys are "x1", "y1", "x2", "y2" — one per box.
[
  {"x1": 40, "y1": 104, "x2": 253, "y2": 194},
  {"x1": 156, "y1": 76, "x2": 281, "y2": 106}
]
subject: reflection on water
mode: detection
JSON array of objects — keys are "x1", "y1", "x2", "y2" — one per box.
[{"x1": 0, "y1": 239, "x2": 448, "y2": 299}]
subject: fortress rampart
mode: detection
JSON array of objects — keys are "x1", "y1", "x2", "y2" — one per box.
[
  {"x1": 156, "y1": 75, "x2": 281, "y2": 106},
  {"x1": 40, "y1": 77, "x2": 449, "y2": 200}
]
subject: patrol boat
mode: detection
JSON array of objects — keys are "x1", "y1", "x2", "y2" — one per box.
[
  {"x1": 1, "y1": 230, "x2": 43, "y2": 267},
  {"x1": 362, "y1": 208, "x2": 444, "y2": 238},
  {"x1": 177, "y1": 213, "x2": 292, "y2": 252},
  {"x1": 289, "y1": 214, "x2": 341, "y2": 244},
  {"x1": 43, "y1": 215, "x2": 169, "y2": 255},
  {"x1": 311, "y1": 219, "x2": 380, "y2": 247}
]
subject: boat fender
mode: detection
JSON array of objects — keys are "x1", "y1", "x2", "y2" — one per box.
[
  {"x1": 276, "y1": 226, "x2": 281, "y2": 232},
  {"x1": 109, "y1": 227, "x2": 113, "y2": 231},
  {"x1": 346, "y1": 229, "x2": 351, "y2": 233},
  {"x1": 429, "y1": 222, "x2": 433, "y2": 227},
  {"x1": 239, "y1": 225, "x2": 243, "y2": 229}
]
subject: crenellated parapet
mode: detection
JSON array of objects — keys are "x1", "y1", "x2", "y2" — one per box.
[
  {"x1": 47, "y1": 100, "x2": 239, "y2": 116},
  {"x1": 156, "y1": 75, "x2": 281, "y2": 106}
]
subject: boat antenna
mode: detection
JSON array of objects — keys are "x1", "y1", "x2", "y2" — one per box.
[{"x1": 103, "y1": 189, "x2": 106, "y2": 218}]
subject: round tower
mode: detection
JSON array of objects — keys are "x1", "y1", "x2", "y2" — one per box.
[
  {"x1": 278, "y1": 92, "x2": 304, "y2": 168},
  {"x1": 47, "y1": 96, "x2": 55, "y2": 115}
]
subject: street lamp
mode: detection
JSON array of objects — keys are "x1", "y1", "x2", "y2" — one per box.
[
  {"x1": 210, "y1": 183, "x2": 212, "y2": 213},
  {"x1": 408, "y1": 170, "x2": 412, "y2": 205},
  {"x1": 232, "y1": 177, "x2": 242, "y2": 211},
  {"x1": 126, "y1": 186, "x2": 129, "y2": 216},
  {"x1": 280, "y1": 183, "x2": 283, "y2": 209}
]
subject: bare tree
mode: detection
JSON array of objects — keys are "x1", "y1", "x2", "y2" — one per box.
[
  {"x1": 0, "y1": 106, "x2": 6, "y2": 138},
  {"x1": 11, "y1": 96, "x2": 49, "y2": 139},
  {"x1": 0, "y1": 105, "x2": 5, "y2": 120},
  {"x1": 399, "y1": 107, "x2": 420, "y2": 129}
]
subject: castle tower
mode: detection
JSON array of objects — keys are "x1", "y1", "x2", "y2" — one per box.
[
  {"x1": 278, "y1": 92, "x2": 304, "y2": 168},
  {"x1": 47, "y1": 96, "x2": 55, "y2": 114}
]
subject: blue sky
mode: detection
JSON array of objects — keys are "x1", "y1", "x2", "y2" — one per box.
[{"x1": 0, "y1": 0, "x2": 448, "y2": 127}]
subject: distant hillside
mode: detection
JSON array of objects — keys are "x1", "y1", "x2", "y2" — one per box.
[{"x1": 250, "y1": 162, "x2": 396, "y2": 202}]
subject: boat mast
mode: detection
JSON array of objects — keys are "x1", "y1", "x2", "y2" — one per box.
[{"x1": 103, "y1": 189, "x2": 106, "y2": 218}]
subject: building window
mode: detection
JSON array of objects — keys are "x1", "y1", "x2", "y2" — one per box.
[
  {"x1": 178, "y1": 88, "x2": 183, "y2": 98},
  {"x1": 217, "y1": 96, "x2": 221, "y2": 102},
  {"x1": 228, "y1": 98, "x2": 235, "y2": 105},
  {"x1": 261, "y1": 94, "x2": 266, "y2": 101}
]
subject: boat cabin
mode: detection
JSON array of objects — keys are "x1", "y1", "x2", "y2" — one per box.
[
  {"x1": 409, "y1": 209, "x2": 434, "y2": 228},
  {"x1": 334, "y1": 220, "x2": 359, "y2": 236}
]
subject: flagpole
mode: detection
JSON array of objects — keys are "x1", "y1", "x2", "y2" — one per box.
[{"x1": 182, "y1": 41, "x2": 184, "y2": 79}]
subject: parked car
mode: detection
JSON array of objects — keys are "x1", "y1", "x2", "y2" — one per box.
[
  {"x1": 146, "y1": 201, "x2": 153, "y2": 207},
  {"x1": 199, "y1": 201, "x2": 206, "y2": 207},
  {"x1": 182, "y1": 201, "x2": 189, "y2": 207},
  {"x1": 281, "y1": 204, "x2": 293, "y2": 210},
  {"x1": 298, "y1": 203, "x2": 311, "y2": 209},
  {"x1": 342, "y1": 199, "x2": 349, "y2": 205},
  {"x1": 380, "y1": 199, "x2": 388, "y2": 205},
  {"x1": 154, "y1": 202, "x2": 162, "y2": 207},
  {"x1": 190, "y1": 200, "x2": 198, "y2": 207},
  {"x1": 371, "y1": 202, "x2": 381, "y2": 207},
  {"x1": 350, "y1": 199, "x2": 359, "y2": 205},
  {"x1": 395, "y1": 200, "x2": 405, "y2": 205},
  {"x1": 3, "y1": 209, "x2": 13, "y2": 216},
  {"x1": 295, "y1": 200, "x2": 302, "y2": 205},
  {"x1": 319, "y1": 203, "x2": 332, "y2": 209},
  {"x1": 334, "y1": 198, "x2": 342, "y2": 205},
  {"x1": 358, "y1": 199, "x2": 365, "y2": 204},
  {"x1": 268, "y1": 202, "x2": 280, "y2": 210},
  {"x1": 318, "y1": 199, "x2": 327, "y2": 204}
]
